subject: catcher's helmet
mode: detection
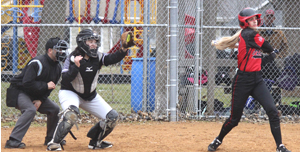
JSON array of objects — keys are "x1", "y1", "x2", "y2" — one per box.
[
  {"x1": 76, "y1": 29, "x2": 100, "y2": 58},
  {"x1": 238, "y1": 8, "x2": 261, "y2": 29}
]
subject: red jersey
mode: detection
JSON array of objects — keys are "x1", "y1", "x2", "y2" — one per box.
[{"x1": 238, "y1": 28, "x2": 265, "y2": 72}]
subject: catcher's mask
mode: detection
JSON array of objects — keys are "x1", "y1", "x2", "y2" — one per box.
[
  {"x1": 238, "y1": 7, "x2": 261, "y2": 29},
  {"x1": 76, "y1": 29, "x2": 100, "y2": 58},
  {"x1": 53, "y1": 40, "x2": 69, "y2": 62}
]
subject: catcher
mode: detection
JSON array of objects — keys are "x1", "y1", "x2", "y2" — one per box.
[{"x1": 47, "y1": 29, "x2": 135, "y2": 151}]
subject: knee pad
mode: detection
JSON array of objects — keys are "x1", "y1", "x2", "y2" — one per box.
[
  {"x1": 87, "y1": 109, "x2": 119, "y2": 141},
  {"x1": 106, "y1": 109, "x2": 119, "y2": 129},
  {"x1": 53, "y1": 105, "x2": 80, "y2": 143}
]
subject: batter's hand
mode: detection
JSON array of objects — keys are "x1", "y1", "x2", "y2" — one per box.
[
  {"x1": 47, "y1": 81, "x2": 56, "y2": 90},
  {"x1": 33, "y1": 100, "x2": 41, "y2": 110}
]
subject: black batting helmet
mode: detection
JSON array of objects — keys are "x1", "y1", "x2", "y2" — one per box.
[
  {"x1": 238, "y1": 7, "x2": 261, "y2": 29},
  {"x1": 76, "y1": 29, "x2": 100, "y2": 58}
]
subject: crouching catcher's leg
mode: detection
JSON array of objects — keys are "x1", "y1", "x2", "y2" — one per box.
[
  {"x1": 47, "y1": 105, "x2": 80, "y2": 151},
  {"x1": 87, "y1": 109, "x2": 119, "y2": 149}
]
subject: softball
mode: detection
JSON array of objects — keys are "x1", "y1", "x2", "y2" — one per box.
[{"x1": 126, "y1": 34, "x2": 131, "y2": 43}]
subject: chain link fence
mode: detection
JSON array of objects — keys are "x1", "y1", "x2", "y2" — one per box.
[
  {"x1": 1, "y1": 0, "x2": 300, "y2": 124},
  {"x1": 177, "y1": 0, "x2": 300, "y2": 121}
]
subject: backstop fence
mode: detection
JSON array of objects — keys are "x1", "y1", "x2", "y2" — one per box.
[{"x1": 1, "y1": 0, "x2": 299, "y2": 123}]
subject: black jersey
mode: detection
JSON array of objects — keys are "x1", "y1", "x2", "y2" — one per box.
[
  {"x1": 238, "y1": 28, "x2": 274, "y2": 72},
  {"x1": 60, "y1": 49, "x2": 127, "y2": 100},
  {"x1": 10, "y1": 54, "x2": 62, "y2": 102}
]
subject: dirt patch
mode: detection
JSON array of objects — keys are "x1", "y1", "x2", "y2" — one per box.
[{"x1": 1, "y1": 121, "x2": 299, "y2": 152}]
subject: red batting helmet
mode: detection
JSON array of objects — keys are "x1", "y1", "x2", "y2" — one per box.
[{"x1": 238, "y1": 8, "x2": 261, "y2": 29}]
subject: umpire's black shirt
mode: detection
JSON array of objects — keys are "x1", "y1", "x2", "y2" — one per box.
[{"x1": 10, "y1": 54, "x2": 62, "y2": 102}]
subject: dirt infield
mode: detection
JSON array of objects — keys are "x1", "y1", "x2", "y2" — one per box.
[{"x1": 1, "y1": 121, "x2": 299, "y2": 152}]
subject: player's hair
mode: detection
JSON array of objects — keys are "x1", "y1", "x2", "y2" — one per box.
[
  {"x1": 211, "y1": 30, "x2": 241, "y2": 50},
  {"x1": 70, "y1": 47, "x2": 85, "y2": 57}
]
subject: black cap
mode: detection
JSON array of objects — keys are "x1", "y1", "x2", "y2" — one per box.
[{"x1": 45, "y1": 37, "x2": 61, "y2": 51}]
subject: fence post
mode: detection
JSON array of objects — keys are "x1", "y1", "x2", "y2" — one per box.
[
  {"x1": 12, "y1": 0, "x2": 18, "y2": 74},
  {"x1": 193, "y1": 0, "x2": 201, "y2": 117},
  {"x1": 169, "y1": 0, "x2": 178, "y2": 121},
  {"x1": 142, "y1": 0, "x2": 149, "y2": 111}
]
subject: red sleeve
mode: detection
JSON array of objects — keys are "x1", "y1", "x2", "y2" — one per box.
[{"x1": 254, "y1": 33, "x2": 264, "y2": 47}]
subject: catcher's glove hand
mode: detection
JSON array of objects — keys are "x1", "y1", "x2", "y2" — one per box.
[{"x1": 121, "y1": 31, "x2": 135, "y2": 51}]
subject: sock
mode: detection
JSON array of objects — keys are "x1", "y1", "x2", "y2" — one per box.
[
  {"x1": 217, "y1": 127, "x2": 233, "y2": 142},
  {"x1": 270, "y1": 121, "x2": 282, "y2": 147}
]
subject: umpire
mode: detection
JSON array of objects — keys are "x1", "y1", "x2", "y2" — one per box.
[{"x1": 5, "y1": 37, "x2": 69, "y2": 149}]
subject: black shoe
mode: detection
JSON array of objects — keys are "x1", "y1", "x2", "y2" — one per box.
[
  {"x1": 88, "y1": 140, "x2": 113, "y2": 149},
  {"x1": 5, "y1": 139, "x2": 26, "y2": 149},
  {"x1": 276, "y1": 144, "x2": 291, "y2": 152},
  {"x1": 208, "y1": 138, "x2": 222, "y2": 151}
]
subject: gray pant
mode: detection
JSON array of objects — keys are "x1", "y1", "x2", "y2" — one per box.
[{"x1": 9, "y1": 92, "x2": 60, "y2": 142}]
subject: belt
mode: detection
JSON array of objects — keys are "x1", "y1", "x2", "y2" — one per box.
[{"x1": 237, "y1": 70, "x2": 262, "y2": 75}]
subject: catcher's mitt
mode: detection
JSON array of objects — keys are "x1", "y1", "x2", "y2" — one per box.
[{"x1": 121, "y1": 31, "x2": 135, "y2": 50}]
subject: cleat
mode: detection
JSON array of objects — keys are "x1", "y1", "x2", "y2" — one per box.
[
  {"x1": 5, "y1": 139, "x2": 26, "y2": 149},
  {"x1": 47, "y1": 142, "x2": 62, "y2": 151},
  {"x1": 276, "y1": 144, "x2": 291, "y2": 152},
  {"x1": 88, "y1": 140, "x2": 113, "y2": 149},
  {"x1": 208, "y1": 138, "x2": 222, "y2": 151}
]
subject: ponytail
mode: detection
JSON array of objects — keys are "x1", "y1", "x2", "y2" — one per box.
[{"x1": 211, "y1": 30, "x2": 241, "y2": 50}]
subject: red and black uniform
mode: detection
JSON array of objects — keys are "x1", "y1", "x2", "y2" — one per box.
[{"x1": 216, "y1": 28, "x2": 282, "y2": 147}]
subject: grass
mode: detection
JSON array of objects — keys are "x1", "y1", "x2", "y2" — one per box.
[
  {"x1": 1, "y1": 82, "x2": 132, "y2": 115},
  {"x1": 1, "y1": 81, "x2": 132, "y2": 127},
  {"x1": 100, "y1": 65, "x2": 123, "y2": 74},
  {"x1": 2, "y1": 80, "x2": 300, "y2": 126},
  {"x1": 197, "y1": 86, "x2": 300, "y2": 108},
  {"x1": 96, "y1": 83, "x2": 131, "y2": 112}
]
